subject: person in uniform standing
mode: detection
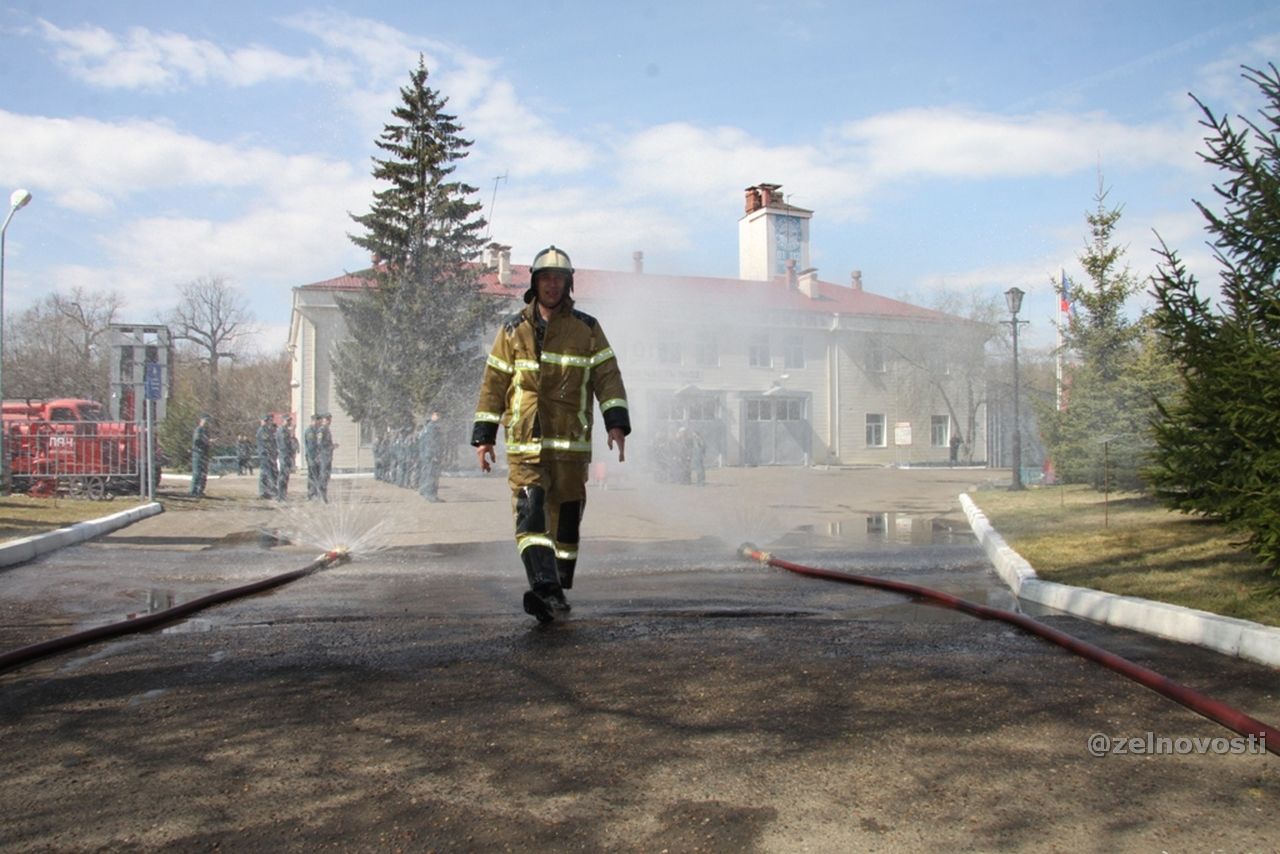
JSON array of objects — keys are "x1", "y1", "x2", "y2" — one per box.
[
  {"x1": 304, "y1": 414, "x2": 321, "y2": 500},
  {"x1": 275, "y1": 415, "x2": 297, "y2": 501},
  {"x1": 189, "y1": 414, "x2": 211, "y2": 497},
  {"x1": 472, "y1": 246, "x2": 631, "y2": 623},
  {"x1": 256, "y1": 414, "x2": 278, "y2": 499},
  {"x1": 235, "y1": 433, "x2": 252, "y2": 475},
  {"x1": 418, "y1": 410, "x2": 444, "y2": 502},
  {"x1": 316, "y1": 413, "x2": 335, "y2": 502}
]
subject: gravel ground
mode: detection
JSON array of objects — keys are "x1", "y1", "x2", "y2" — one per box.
[{"x1": 0, "y1": 466, "x2": 1276, "y2": 852}]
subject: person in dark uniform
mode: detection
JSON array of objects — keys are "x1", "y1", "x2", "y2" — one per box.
[
  {"x1": 275, "y1": 415, "x2": 297, "y2": 500},
  {"x1": 256, "y1": 414, "x2": 278, "y2": 499},
  {"x1": 418, "y1": 410, "x2": 444, "y2": 502},
  {"x1": 189, "y1": 414, "x2": 211, "y2": 497},
  {"x1": 235, "y1": 433, "x2": 253, "y2": 475},
  {"x1": 316, "y1": 413, "x2": 335, "y2": 502},
  {"x1": 690, "y1": 428, "x2": 706, "y2": 486},
  {"x1": 304, "y1": 414, "x2": 321, "y2": 500}
]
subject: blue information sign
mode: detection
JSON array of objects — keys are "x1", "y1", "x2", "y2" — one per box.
[{"x1": 143, "y1": 362, "x2": 162, "y2": 401}]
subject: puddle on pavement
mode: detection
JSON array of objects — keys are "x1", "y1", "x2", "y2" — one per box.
[
  {"x1": 118, "y1": 589, "x2": 213, "y2": 633},
  {"x1": 786, "y1": 512, "x2": 968, "y2": 546},
  {"x1": 208, "y1": 529, "x2": 292, "y2": 549}
]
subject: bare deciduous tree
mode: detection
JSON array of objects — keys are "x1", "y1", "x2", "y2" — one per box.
[
  {"x1": 4, "y1": 286, "x2": 124, "y2": 401},
  {"x1": 170, "y1": 275, "x2": 254, "y2": 400}
]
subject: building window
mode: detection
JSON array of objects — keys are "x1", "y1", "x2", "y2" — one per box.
[
  {"x1": 931, "y1": 415, "x2": 950, "y2": 447},
  {"x1": 749, "y1": 333, "x2": 771, "y2": 367},
  {"x1": 748, "y1": 399, "x2": 802, "y2": 422},
  {"x1": 783, "y1": 334, "x2": 804, "y2": 369},
  {"x1": 686, "y1": 395, "x2": 718, "y2": 420},
  {"x1": 866, "y1": 339, "x2": 886, "y2": 373},
  {"x1": 657, "y1": 340, "x2": 682, "y2": 365},
  {"x1": 866, "y1": 413, "x2": 886, "y2": 447},
  {"x1": 657, "y1": 392, "x2": 718, "y2": 421},
  {"x1": 695, "y1": 334, "x2": 719, "y2": 367}
]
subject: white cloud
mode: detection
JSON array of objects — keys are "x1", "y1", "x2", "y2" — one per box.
[
  {"x1": 0, "y1": 109, "x2": 361, "y2": 205},
  {"x1": 37, "y1": 19, "x2": 336, "y2": 91},
  {"x1": 842, "y1": 108, "x2": 1202, "y2": 181},
  {"x1": 613, "y1": 122, "x2": 870, "y2": 220},
  {"x1": 463, "y1": 77, "x2": 597, "y2": 178},
  {"x1": 280, "y1": 10, "x2": 430, "y2": 84}
]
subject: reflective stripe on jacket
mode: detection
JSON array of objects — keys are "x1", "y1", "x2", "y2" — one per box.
[{"x1": 472, "y1": 296, "x2": 630, "y2": 463}]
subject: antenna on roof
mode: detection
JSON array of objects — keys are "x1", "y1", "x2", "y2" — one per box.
[{"x1": 484, "y1": 171, "x2": 508, "y2": 242}]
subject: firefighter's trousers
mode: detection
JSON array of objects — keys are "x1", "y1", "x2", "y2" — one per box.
[{"x1": 508, "y1": 459, "x2": 587, "y2": 593}]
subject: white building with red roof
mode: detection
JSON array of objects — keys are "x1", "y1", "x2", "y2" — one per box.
[{"x1": 289, "y1": 183, "x2": 990, "y2": 473}]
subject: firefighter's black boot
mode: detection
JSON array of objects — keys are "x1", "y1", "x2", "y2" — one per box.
[
  {"x1": 520, "y1": 545, "x2": 562, "y2": 623},
  {"x1": 556, "y1": 500, "x2": 583, "y2": 590}
]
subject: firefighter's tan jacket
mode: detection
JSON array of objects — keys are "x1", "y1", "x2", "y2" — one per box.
[{"x1": 471, "y1": 296, "x2": 630, "y2": 463}]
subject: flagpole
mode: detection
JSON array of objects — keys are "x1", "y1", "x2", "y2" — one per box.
[{"x1": 1056, "y1": 268, "x2": 1066, "y2": 411}]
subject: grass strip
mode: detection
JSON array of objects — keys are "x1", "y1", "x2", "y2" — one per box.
[{"x1": 970, "y1": 484, "x2": 1280, "y2": 628}]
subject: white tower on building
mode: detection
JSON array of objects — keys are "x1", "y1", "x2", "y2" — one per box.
[{"x1": 737, "y1": 182, "x2": 813, "y2": 281}]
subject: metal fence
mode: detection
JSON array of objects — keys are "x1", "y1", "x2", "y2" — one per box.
[{"x1": 5, "y1": 419, "x2": 158, "y2": 499}]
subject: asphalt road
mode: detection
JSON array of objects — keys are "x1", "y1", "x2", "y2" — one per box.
[{"x1": 1, "y1": 466, "x2": 1276, "y2": 852}]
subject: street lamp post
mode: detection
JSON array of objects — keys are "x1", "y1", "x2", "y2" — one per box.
[
  {"x1": 1004, "y1": 286, "x2": 1027, "y2": 491},
  {"x1": 1, "y1": 189, "x2": 34, "y2": 494}
]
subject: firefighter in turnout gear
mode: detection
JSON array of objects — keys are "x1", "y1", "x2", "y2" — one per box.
[{"x1": 472, "y1": 245, "x2": 631, "y2": 623}]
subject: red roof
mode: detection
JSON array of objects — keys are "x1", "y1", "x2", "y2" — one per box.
[{"x1": 299, "y1": 264, "x2": 958, "y2": 323}]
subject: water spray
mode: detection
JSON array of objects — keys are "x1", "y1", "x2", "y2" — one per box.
[
  {"x1": 0, "y1": 547, "x2": 351, "y2": 675},
  {"x1": 738, "y1": 543, "x2": 1280, "y2": 755}
]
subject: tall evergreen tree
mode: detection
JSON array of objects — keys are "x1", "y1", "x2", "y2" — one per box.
[
  {"x1": 334, "y1": 57, "x2": 491, "y2": 430},
  {"x1": 1038, "y1": 178, "x2": 1168, "y2": 489},
  {"x1": 1148, "y1": 64, "x2": 1280, "y2": 572}
]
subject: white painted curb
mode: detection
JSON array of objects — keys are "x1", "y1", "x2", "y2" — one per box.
[
  {"x1": 0, "y1": 502, "x2": 163, "y2": 568},
  {"x1": 961, "y1": 493, "x2": 1280, "y2": 669}
]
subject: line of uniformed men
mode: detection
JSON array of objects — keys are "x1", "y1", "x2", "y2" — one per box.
[{"x1": 372, "y1": 411, "x2": 444, "y2": 501}]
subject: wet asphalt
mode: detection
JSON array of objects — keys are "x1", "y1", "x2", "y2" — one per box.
[{"x1": 0, "y1": 466, "x2": 1276, "y2": 852}]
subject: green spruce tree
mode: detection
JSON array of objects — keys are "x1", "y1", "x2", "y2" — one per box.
[
  {"x1": 334, "y1": 57, "x2": 492, "y2": 432},
  {"x1": 1148, "y1": 64, "x2": 1280, "y2": 572},
  {"x1": 1038, "y1": 178, "x2": 1165, "y2": 489}
]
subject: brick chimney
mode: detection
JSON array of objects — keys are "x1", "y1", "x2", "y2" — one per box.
[
  {"x1": 851, "y1": 270, "x2": 863, "y2": 292},
  {"x1": 633, "y1": 251, "x2": 644, "y2": 274},
  {"x1": 799, "y1": 267, "x2": 819, "y2": 299}
]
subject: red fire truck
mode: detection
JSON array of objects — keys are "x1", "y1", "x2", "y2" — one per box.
[{"x1": 2, "y1": 398, "x2": 151, "y2": 499}]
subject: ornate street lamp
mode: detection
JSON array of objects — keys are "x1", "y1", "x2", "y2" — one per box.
[
  {"x1": 1004, "y1": 286, "x2": 1026, "y2": 491},
  {"x1": 1, "y1": 189, "x2": 34, "y2": 494}
]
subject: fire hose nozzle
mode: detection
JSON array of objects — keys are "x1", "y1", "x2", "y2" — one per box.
[{"x1": 738, "y1": 542, "x2": 770, "y2": 562}]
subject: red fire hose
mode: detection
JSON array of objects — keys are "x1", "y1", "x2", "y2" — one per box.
[
  {"x1": 738, "y1": 543, "x2": 1279, "y2": 756},
  {"x1": 0, "y1": 548, "x2": 350, "y2": 675}
]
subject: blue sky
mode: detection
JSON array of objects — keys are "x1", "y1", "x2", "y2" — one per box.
[{"x1": 2, "y1": 0, "x2": 1278, "y2": 352}]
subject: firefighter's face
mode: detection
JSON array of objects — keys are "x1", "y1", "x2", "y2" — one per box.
[{"x1": 534, "y1": 270, "x2": 568, "y2": 309}]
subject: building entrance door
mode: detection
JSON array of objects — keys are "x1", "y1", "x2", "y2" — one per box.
[{"x1": 743, "y1": 396, "x2": 808, "y2": 465}]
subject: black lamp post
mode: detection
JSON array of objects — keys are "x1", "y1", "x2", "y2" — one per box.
[
  {"x1": 1, "y1": 188, "x2": 34, "y2": 494},
  {"x1": 1004, "y1": 286, "x2": 1026, "y2": 490}
]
